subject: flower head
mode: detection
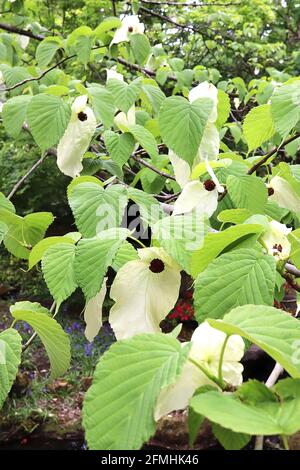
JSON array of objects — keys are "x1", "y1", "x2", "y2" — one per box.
[
  {"x1": 268, "y1": 176, "x2": 300, "y2": 214},
  {"x1": 154, "y1": 321, "x2": 244, "y2": 421},
  {"x1": 57, "y1": 95, "x2": 96, "y2": 178},
  {"x1": 112, "y1": 15, "x2": 145, "y2": 44},
  {"x1": 173, "y1": 161, "x2": 223, "y2": 217},
  {"x1": 260, "y1": 220, "x2": 292, "y2": 261},
  {"x1": 109, "y1": 247, "x2": 181, "y2": 339}
]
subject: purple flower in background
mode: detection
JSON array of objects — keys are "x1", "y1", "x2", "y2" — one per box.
[
  {"x1": 84, "y1": 343, "x2": 93, "y2": 357},
  {"x1": 72, "y1": 322, "x2": 81, "y2": 331},
  {"x1": 65, "y1": 326, "x2": 72, "y2": 334}
]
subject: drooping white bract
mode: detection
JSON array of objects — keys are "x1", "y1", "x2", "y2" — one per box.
[
  {"x1": 154, "y1": 321, "x2": 244, "y2": 421},
  {"x1": 57, "y1": 95, "x2": 96, "y2": 178},
  {"x1": 268, "y1": 176, "x2": 300, "y2": 214},
  {"x1": 173, "y1": 160, "x2": 224, "y2": 217},
  {"x1": 106, "y1": 68, "x2": 124, "y2": 82},
  {"x1": 260, "y1": 220, "x2": 292, "y2": 261},
  {"x1": 84, "y1": 279, "x2": 107, "y2": 342},
  {"x1": 114, "y1": 106, "x2": 136, "y2": 132},
  {"x1": 168, "y1": 150, "x2": 191, "y2": 189},
  {"x1": 189, "y1": 81, "x2": 220, "y2": 161},
  {"x1": 109, "y1": 247, "x2": 181, "y2": 340},
  {"x1": 112, "y1": 15, "x2": 145, "y2": 44},
  {"x1": 188, "y1": 81, "x2": 218, "y2": 123}
]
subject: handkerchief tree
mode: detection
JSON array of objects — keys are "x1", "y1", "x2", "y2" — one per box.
[{"x1": 0, "y1": 0, "x2": 300, "y2": 451}]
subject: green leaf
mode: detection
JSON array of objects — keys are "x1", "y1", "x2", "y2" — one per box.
[
  {"x1": 42, "y1": 243, "x2": 77, "y2": 307},
  {"x1": 211, "y1": 423, "x2": 250, "y2": 450},
  {"x1": 128, "y1": 187, "x2": 164, "y2": 227},
  {"x1": 107, "y1": 77, "x2": 142, "y2": 113},
  {"x1": 29, "y1": 236, "x2": 75, "y2": 270},
  {"x1": 194, "y1": 248, "x2": 276, "y2": 321},
  {"x1": 243, "y1": 104, "x2": 276, "y2": 152},
  {"x1": 190, "y1": 378, "x2": 300, "y2": 436},
  {"x1": 83, "y1": 333, "x2": 190, "y2": 450},
  {"x1": 0, "y1": 221, "x2": 8, "y2": 244},
  {"x1": 226, "y1": 175, "x2": 268, "y2": 213},
  {"x1": 0, "y1": 210, "x2": 54, "y2": 259},
  {"x1": 112, "y1": 241, "x2": 138, "y2": 271},
  {"x1": 11, "y1": 302, "x2": 71, "y2": 379},
  {"x1": 216, "y1": 89, "x2": 230, "y2": 128},
  {"x1": 0, "y1": 192, "x2": 15, "y2": 213},
  {"x1": 88, "y1": 86, "x2": 115, "y2": 128},
  {"x1": 130, "y1": 33, "x2": 151, "y2": 65},
  {"x1": 209, "y1": 305, "x2": 300, "y2": 378},
  {"x1": 75, "y1": 228, "x2": 129, "y2": 301},
  {"x1": 191, "y1": 224, "x2": 264, "y2": 277},
  {"x1": 68, "y1": 182, "x2": 128, "y2": 238},
  {"x1": 217, "y1": 208, "x2": 253, "y2": 225},
  {"x1": 288, "y1": 228, "x2": 300, "y2": 269},
  {"x1": 159, "y1": 96, "x2": 213, "y2": 166},
  {"x1": 94, "y1": 17, "x2": 121, "y2": 37},
  {"x1": 141, "y1": 84, "x2": 165, "y2": 114},
  {"x1": 152, "y1": 212, "x2": 207, "y2": 273},
  {"x1": 27, "y1": 94, "x2": 71, "y2": 151},
  {"x1": 271, "y1": 82, "x2": 300, "y2": 138},
  {"x1": 103, "y1": 130, "x2": 135, "y2": 167},
  {"x1": 2, "y1": 95, "x2": 31, "y2": 138},
  {"x1": 0, "y1": 329, "x2": 22, "y2": 409},
  {"x1": 75, "y1": 35, "x2": 93, "y2": 66},
  {"x1": 128, "y1": 124, "x2": 159, "y2": 161},
  {"x1": 36, "y1": 37, "x2": 62, "y2": 68}
]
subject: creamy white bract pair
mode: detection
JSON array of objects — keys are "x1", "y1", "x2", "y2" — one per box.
[
  {"x1": 83, "y1": 246, "x2": 244, "y2": 421},
  {"x1": 170, "y1": 81, "x2": 224, "y2": 217},
  {"x1": 111, "y1": 15, "x2": 144, "y2": 45},
  {"x1": 57, "y1": 95, "x2": 96, "y2": 178},
  {"x1": 260, "y1": 219, "x2": 292, "y2": 261},
  {"x1": 268, "y1": 176, "x2": 300, "y2": 215}
]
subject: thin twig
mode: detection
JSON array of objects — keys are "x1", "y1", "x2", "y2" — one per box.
[
  {"x1": 254, "y1": 362, "x2": 284, "y2": 450},
  {"x1": 132, "y1": 154, "x2": 175, "y2": 180},
  {"x1": 247, "y1": 133, "x2": 300, "y2": 175},
  {"x1": 140, "y1": 0, "x2": 240, "y2": 6},
  {"x1": 3, "y1": 44, "x2": 110, "y2": 92},
  {"x1": 7, "y1": 154, "x2": 48, "y2": 200},
  {"x1": 0, "y1": 22, "x2": 44, "y2": 40}
]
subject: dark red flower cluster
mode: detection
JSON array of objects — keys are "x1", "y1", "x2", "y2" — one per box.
[{"x1": 167, "y1": 290, "x2": 194, "y2": 322}]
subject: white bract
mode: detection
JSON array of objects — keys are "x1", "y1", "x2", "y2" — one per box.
[
  {"x1": 268, "y1": 176, "x2": 300, "y2": 214},
  {"x1": 112, "y1": 15, "x2": 145, "y2": 44},
  {"x1": 155, "y1": 321, "x2": 244, "y2": 421},
  {"x1": 260, "y1": 220, "x2": 292, "y2": 261},
  {"x1": 189, "y1": 81, "x2": 220, "y2": 161},
  {"x1": 57, "y1": 95, "x2": 96, "y2": 178},
  {"x1": 109, "y1": 247, "x2": 181, "y2": 340},
  {"x1": 84, "y1": 279, "x2": 107, "y2": 342},
  {"x1": 188, "y1": 81, "x2": 218, "y2": 123},
  {"x1": 173, "y1": 160, "x2": 224, "y2": 217}
]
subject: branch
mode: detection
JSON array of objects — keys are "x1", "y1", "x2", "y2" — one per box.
[
  {"x1": 3, "y1": 55, "x2": 73, "y2": 92},
  {"x1": 132, "y1": 153, "x2": 175, "y2": 180},
  {"x1": 3, "y1": 44, "x2": 110, "y2": 92},
  {"x1": 111, "y1": 0, "x2": 117, "y2": 16},
  {"x1": 254, "y1": 362, "x2": 284, "y2": 450},
  {"x1": 7, "y1": 153, "x2": 49, "y2": 201},
  {"x1": 140, "y1": 0, "x2": 240, "y2": 6},
  {"x1": 0, "y1": 22, "x2": 44, "y2": 41},
  {"x1": 282, "y1": 273, "x2": 300, "y2": 293},
  {"x1": 247, "y1": 132, "x2": 300, "y2": 175},
  {"x1": 286, "y1": 263, "x2": 300, "y2": 278}
]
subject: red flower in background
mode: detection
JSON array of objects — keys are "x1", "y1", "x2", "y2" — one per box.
[{"x1": 167, "y1": 290, "x2": 195, "y2": 323}]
